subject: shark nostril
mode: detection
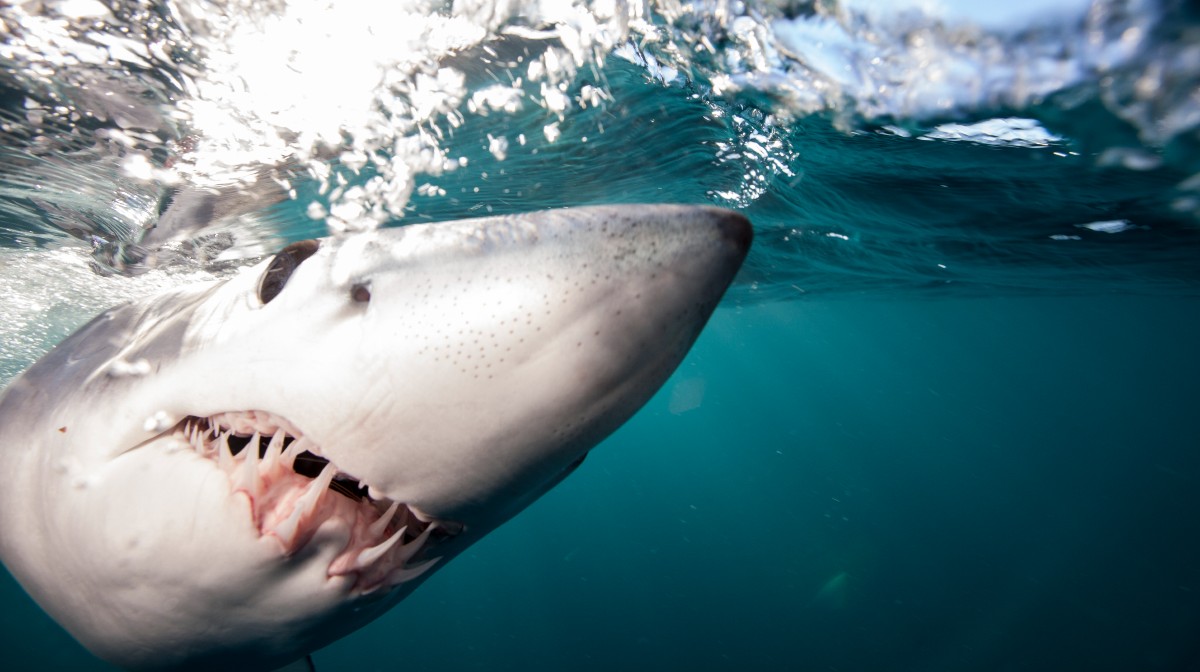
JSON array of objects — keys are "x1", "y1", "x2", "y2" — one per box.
[{"x1": 350, "y1": 282, "x2": 371, "y2": 303}]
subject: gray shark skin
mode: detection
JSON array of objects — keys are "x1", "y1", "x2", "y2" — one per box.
[{"x1": 0, "y1": 205, "x2": 751, "y2": 671}]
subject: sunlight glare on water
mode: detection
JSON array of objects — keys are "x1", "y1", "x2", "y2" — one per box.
[{"x1": 4, "y1": 0, "x2": 1196, "y2": 249}]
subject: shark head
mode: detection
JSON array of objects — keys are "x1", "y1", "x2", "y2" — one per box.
[{"x1": 0, "y1": 204, "x2": 750, "y2": 671}]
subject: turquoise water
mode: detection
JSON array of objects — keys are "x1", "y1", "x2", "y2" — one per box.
[
  {"x1": 316, "y1": 296, "x2": 1200, "y2": 672},
  {"x1": 6, "y1": 296, "x2": 1200, "y2": 670},
  {"x1": 2, "y1": 1, "x2": 1200, "y2": 670}
]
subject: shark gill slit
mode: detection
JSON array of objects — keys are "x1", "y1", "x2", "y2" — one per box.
[{"x1": 173, "y1": 412, "x2": 461, "y2": 593}]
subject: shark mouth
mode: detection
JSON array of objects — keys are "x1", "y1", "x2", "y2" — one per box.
[{"x1": 172, "y1": 410, "x2": 460, "y2": 594}]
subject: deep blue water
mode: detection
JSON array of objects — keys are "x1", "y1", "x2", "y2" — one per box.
[{"x1": 2, "y1": 1, "x2": 1200, "y2": 670}]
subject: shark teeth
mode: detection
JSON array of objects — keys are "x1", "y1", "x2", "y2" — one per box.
[
  {"x1": 233, "y1": 432, "x2": 262, "y2": 499},
  {"x1": 355, "y1": 526, "x2": 407, "y2": 569},
  {"x1": 369, "y1": 500, "x2": 402, "y2": 537},
  {"x1": 177, "y1": 412, "x2": 459, "y2": 593},
  {"x1": 386, "y1": 556, "x2": 441, "y2": 585}
]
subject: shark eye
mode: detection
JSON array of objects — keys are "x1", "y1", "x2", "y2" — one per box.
[{"x1": 258, "y1": 239, "x2": 319, "y2": 304}]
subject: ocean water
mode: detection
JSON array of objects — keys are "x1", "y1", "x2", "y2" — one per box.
[{"x1": 2, "y1": 1, "x2": 1199, "y2": 670}]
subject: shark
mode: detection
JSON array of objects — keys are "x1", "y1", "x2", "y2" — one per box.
[{"x1": 0, "y1": 204, "x2": 751, "y2": 671}]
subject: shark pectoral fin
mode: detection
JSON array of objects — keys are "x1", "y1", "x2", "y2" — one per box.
[{"x1": 272, "y1": 655, "x2": 316, "y2": 672}]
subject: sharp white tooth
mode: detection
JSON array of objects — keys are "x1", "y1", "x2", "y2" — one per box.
[
  {"x1": 202, "y1": 429, "x2": 217, "y2": 457},
  {"x1": 355, "y1": 526, "x2": 407, "y2": 570},
  {"x1": 243, "y1": 432, "x2": 260, "y2": 461},
  {"x1": 316, "y1": 461, "x2": 337, "y2": 487},
  {"x1": 281, "y1": 436, "x2": 310, "y2": 471},
  {"x1": 272, "y1": 463, "x2": 336, "y2": 550},
  {"x1": 368, "y1": 501, "x2": 401, "y2": 538},
  {"x1": 235, "y1": 433, "x2": 261, "y2": 498},
  {"x1": 297, "y1": 463, "x2": 336, "y2": 516},
  {"x1": 272, "y1": 506, "x2": 304, "y2": 550},
  {"x1": 216, "y1": 432, "x2": 233, "y2": 471},
  {"x1": 386, "y1": 556, "x2": 441, "y2": 586},
  {"x1": 394, "y1": 523, "x2": 437, "y2": 566},
  {"x1": 261, "y1": 429, "x2": 286, "y2": 473}
]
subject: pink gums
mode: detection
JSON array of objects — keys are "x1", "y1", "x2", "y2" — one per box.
[{"x1": 184, "y1": 415, "x2": 442, "y2": 594}]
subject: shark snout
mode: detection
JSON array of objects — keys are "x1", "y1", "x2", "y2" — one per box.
[
  {"x1": 277, "y1": 205, "x2": 754, "y2": 528},
  {"x1": 716, "y1": 208, "x2": 754, "y2": 258}
]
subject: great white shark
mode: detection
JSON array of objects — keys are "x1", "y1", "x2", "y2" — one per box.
[{"x1": 0, "y1": 204, "x2": 751, "y2": 671}]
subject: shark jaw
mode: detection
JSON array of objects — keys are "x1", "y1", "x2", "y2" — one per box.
[
  {"x1": 170, "y1": 411, "x2": 458, "y2": 594},
  {"x1": 0, "y1": 205, "x2": 751, "y2": 671}
]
